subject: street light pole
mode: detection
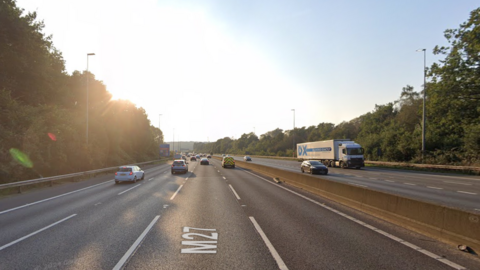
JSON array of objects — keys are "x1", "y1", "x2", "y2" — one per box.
[
  {"x1": 291, "y1": 109, "x2": 295, "y2": 157},
  {"x1": 416, "y1": 49, "x2": 426, "y2": 158},
  {"x1": 159, "y1": 114, "x2": 162, "y2": 130},
  {"x1": 86, "y1": 53, "x2": 95, "y2": 145}
]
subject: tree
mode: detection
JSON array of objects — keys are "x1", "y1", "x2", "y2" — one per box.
[{"x1": 428, "y1": 8, "x2": 480, "y2": 151}]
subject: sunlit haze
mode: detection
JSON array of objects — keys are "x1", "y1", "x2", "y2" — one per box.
[{"x1": 16, "y1": 0, "x2": 480, "y2": 142}]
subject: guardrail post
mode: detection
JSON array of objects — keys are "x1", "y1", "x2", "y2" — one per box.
[
  {"x1": 50, "y1": 181, "x2": 53, "y2": 187},
  {"x1": 18, "y1": 186, "x2": 22, "y2": 193}
]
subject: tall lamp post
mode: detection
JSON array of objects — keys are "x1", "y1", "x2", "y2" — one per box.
[
  {"x1": 158, "y1": 114, "x2": 162, "y2": 143},
  {"x1": 291, "y1": 109, "x2": 295, "y2": 157},
  {"x1": 416, "y1": 49, "x2": 426, "y2": 158},
  {"x1": 159, "y1": 114, "x2": 162, "y2": 130},
  {"x1": 86, "y1": 53, "x2": 95, "y2": 145}
]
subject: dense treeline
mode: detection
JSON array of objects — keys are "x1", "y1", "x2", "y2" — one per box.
[
  {"x1": 0, "y1": 0, "x2": 163, "y2": 182},
  {"x1": 195, "y1": 7, "x2": 480, "y2": 166}
]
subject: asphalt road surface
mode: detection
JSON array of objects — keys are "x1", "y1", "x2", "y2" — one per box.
[
  {"x1": 230, "y1": 156, "x2": 480, "y2": 213},
  {"x1": 1, "y1": 159, "x2": 479, "y2": 269}
]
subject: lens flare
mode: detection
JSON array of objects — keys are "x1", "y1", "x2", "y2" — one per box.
[
  {"x1": 48, "y1": 133, "x2": 57, "y2": 141},
  {"x1": 9, "y1": 148, "x2": 33, "y2": 168}
]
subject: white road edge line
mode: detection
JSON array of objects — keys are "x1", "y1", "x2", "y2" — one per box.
[
  {"x1": 229, "y1": 185, "x2": 241, "y2": 200},
  {"x1": 0, "y1": 214, "x2": 77, "y2": 251},
  {"x1": 443, "y1": 181, "x2": 472, "y2": 186},
  {"x1": 404, "y1": 183, "x2": 416, "y2": 186},
  {"x1": 427, "y1": 186, "x2": 443, "y2": 190},
  {"x1": 457, "y1": 191, "x2": 477, "y2": 195},
  {"x1": 241, "y1": 169, "x2": 466, "y2": 270},
  {"x1": 113, "y1": 215, "x2": 160, "y2": 270},
  {"x1": 249, "y1": 217, "x2": 288, "y2": 270},
  {"x1": 0, "y1": 181, "x2": 113, "y2": 215},
  {"x1": 170, "y1": 185, "x2": 183, "y2": 200},
  {"x1": 118, "y1": 184, "x2": 141, "y2": 195}
]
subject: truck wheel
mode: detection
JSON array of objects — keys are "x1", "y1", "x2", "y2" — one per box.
[
  {"x1": 301, "y1": 168, "x2": 304, "y2": 173},
  {"x1": 355, "y1": 167, "x2": 361, "y2": 170},
  {"x1": 330, "y1": 161, "x2": 335, "y2": 168}
]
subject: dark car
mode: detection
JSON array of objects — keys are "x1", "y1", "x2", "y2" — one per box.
[
  {"x1": 200, "y1": 158, "x2": 209, "y2": 165},
  {"x1": 244, "y1": 156, "x2": 252, "y2": 161},
  {"x1": 171, "y1": 160, "x2": 188, "y2": 174},
  {"x1": 301, "y1": 160, "x2": 328, "y2": 175},
  {"x1": 190, "y1": 156, "x2": 197, "y2": 161},
  {"x1": 207, "y1": 155, "x2": 211, "y2": 158}
]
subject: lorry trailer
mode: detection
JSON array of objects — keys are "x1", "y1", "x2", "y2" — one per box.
[{"x1": 297, "y1": 139, "x2": 365, "y2": 169}]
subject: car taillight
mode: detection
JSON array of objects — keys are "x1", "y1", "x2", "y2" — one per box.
[
  {"x1": 129, "y1": 172, "x2": 133, "y2": 175},
  {"x1": 115, "y1": 172, "x2": 117, "y2": 175}
]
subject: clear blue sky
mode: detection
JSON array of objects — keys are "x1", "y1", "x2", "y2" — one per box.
[{"x1": 17, "y1": 0, "x2": 480, "y2": 142}]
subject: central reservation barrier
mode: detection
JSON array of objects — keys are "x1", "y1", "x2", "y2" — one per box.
[{"x1": 213, "y1": 156, "x2": 480, "y2": 252}]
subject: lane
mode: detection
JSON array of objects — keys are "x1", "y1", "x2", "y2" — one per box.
[
  {"x1": 229, "y1": 156, "x2": 480, "y2": 211},
  {"x1": 124, "y1": 159, "x2": 279, "y2": 269},
  {"x1": 211, "y1": 159, "x2": 479, "y2": 270}
]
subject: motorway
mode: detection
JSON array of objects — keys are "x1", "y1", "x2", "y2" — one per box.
[
  {"x1": 230, "y1": 156, "x2": 480, "y2": 213},
  {"x1": 0, "y1": 159, "x2": 479, "y2": 269}
]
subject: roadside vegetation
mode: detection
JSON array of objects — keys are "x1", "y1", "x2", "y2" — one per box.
[{"x1": 0, "y1": 1, "x2": 163, "y2": 183}]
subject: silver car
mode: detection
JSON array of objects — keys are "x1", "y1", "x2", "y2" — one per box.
[
  {"x1": 115, "y1": 165, "x2": 145, "y2": 184},
  {"x1": 171, "y1": 160, "x2": 188, "y2": 174}
]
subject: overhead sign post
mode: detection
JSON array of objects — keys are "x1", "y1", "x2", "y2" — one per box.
[{"x1": 159, "y1": 144, "x2": 170, "y2": 157}]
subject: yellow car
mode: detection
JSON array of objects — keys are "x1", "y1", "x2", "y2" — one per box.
[{"x1": 222, "y1": 156, "x2": 235, "y2": 168}]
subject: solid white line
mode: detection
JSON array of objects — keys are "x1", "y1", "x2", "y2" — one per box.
[
  {"x1": 229, "y1": 185, "x2": 241, "y2": 200},
  {"x1": 241, "y1": 169, "x2": 465, "y2": 270},
  {"x1": 427, "y1": 186, "x2": 443, "y2": 190},
  {"x1": 457, "y1": 191, "x2": 477, "y2": 195},
  {"x1": 443, "y1": 181, "x2": 472, "y2": 186},
  {"x1": 404, "y1": 183, "x2": 416, "y2": 186},
  {"x1": 249, "y1": 217, "x2": 288, "y2": 270},
  {"x1": 118, "y1": 184, "x2": 141, "y2": 195},
  {"x1": 113, "y1": 215, "x2": 160, "y2": 270},
  {"x1": 348, "y1": 182, "x2": 367, "y2": 188},
  {"x1": 170, "y1": 185, "x2": 183, "y2": 200},
  {"x1": 0, "y1": 181, "x2": 112, "y2": 215},
  {"x1": 0, "y1": 214, "x2": 77, "y2": 251}
]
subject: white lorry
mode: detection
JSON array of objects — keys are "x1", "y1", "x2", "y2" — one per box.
[{"x1": 297, "y1": 140, "x2": 365, "y2": 169}]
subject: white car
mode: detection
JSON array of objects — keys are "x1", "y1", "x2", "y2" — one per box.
[{"x1": 115, "y1": 165, "x2": 145, "y2": 184}]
